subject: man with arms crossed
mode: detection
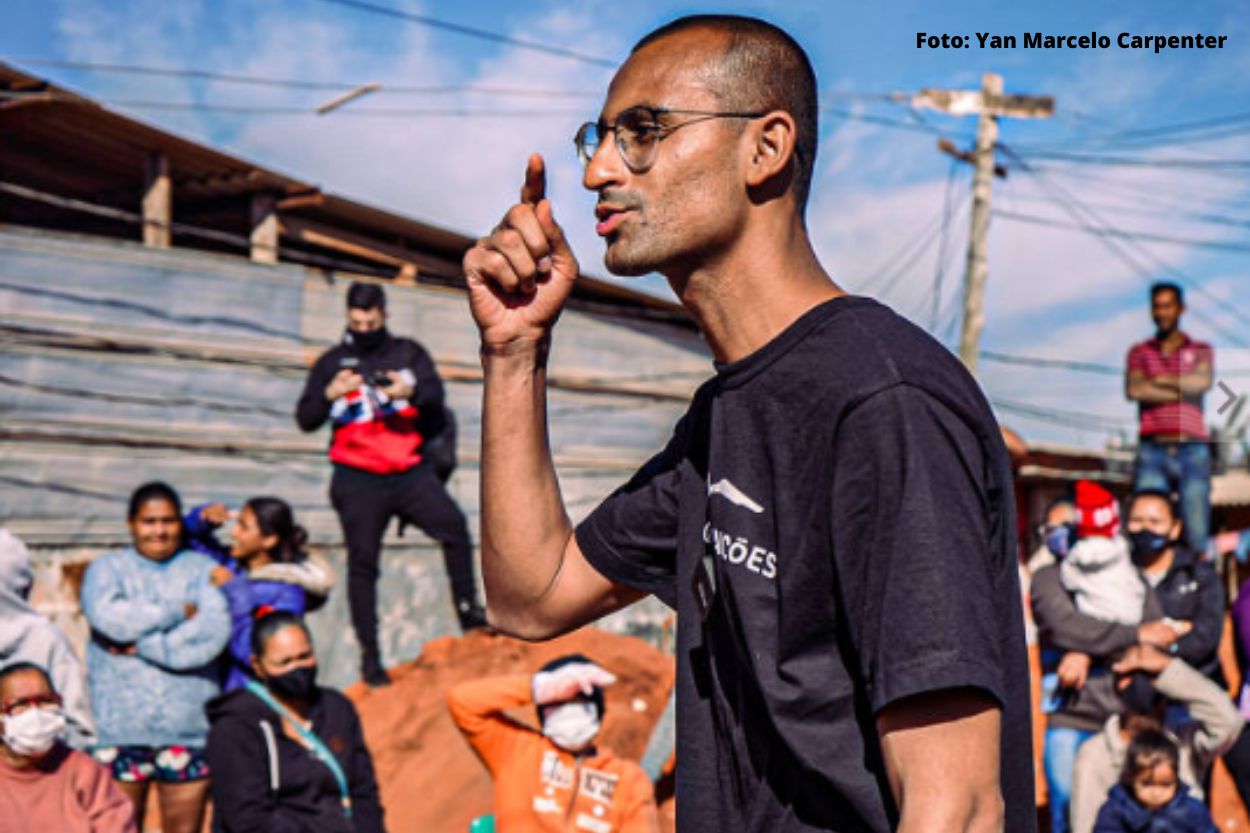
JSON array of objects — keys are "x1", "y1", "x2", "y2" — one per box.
[{"x1": 463, "y1": 15, "x2": 1033, "y2": 832}]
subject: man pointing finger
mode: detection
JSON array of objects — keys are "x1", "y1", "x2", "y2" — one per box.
[{"x1": 463, "y1": 14, "x2": 1034, "y2": 833}]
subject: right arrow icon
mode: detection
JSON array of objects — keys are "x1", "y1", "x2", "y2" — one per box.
[{"x1": 1217, "y1": 380, "x2": 1238, "y2": 415}]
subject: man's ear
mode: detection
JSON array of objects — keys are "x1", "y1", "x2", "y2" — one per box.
[{"x1": 745, "y1": 111, "x2": 799, "y2": 189}]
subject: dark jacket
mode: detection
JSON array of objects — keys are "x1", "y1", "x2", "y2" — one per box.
[
  {"x1": 1150, "y1": 548, "x2": 1224, "y2": 681},
  {"x1": 1032, "y1": 564, "x2": 1164, "y2": 731},
  {"x1": 184, "y1": 506, "x2": 334, "y2": 692},
  {"x1": 1092, "y1": 783, "x2": 1216, "y2": 833},
  {"x1": 205, "y1": 686, "x2": 385, "y2": 833},
  {"x1": 295, "y1": 329, "x2": 444, "y2": 475}
]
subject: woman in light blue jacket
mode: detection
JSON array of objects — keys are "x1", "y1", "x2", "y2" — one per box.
[{"x1": 81, "y1": 481, "x2": 230, "y2": 833}]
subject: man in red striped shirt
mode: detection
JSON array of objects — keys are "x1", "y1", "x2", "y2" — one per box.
[{"x1": 1124, "y1": 281, "x2": 1214, "y2": 554}]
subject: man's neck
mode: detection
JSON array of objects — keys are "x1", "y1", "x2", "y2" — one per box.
[
  {"x1": 1141, "y1": 548, "x2": 1176, "y2": 577},
  {"x1": 1155, "y1": 328, "x2": 1185, "y2": 351},
  {"x1": 666, "y1": 217, "x2": 843, "y2": 364}
]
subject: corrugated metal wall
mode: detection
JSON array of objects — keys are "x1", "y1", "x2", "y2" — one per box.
[{"x1": 0, "y1": 226, "x2": 706, "y2": 686}]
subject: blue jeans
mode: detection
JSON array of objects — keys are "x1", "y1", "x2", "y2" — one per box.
[
  {"x1": 1134, "y1": 438, "x2": 1211, "y2": 555},
  {"x1": 1044, "y1": 726, "x2": 1096, "y2": 833}
]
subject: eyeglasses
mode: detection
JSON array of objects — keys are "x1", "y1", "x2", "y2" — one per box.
[
  {"x1": 574, "y1": 105, "x2": 767, "y2": 173},
  {"x1": 1, "y1": 693, "x2": 62, "y2": 716}
]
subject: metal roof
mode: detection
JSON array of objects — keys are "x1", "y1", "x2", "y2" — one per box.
[{"x1": 0, "y1": 60, "x2": 690, "y2": 324}]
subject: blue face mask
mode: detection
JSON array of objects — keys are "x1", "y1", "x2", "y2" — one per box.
[{"x1": 1045, "y1": 524, "x2": 1078, "y2": 559}]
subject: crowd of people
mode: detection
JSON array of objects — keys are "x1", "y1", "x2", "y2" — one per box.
[
  {"x1": 1, "y1": 479, "x2": 652, "y2": 833},
  {"x1": 0, "y1": 277, "x2": 659, "y2": 832}
]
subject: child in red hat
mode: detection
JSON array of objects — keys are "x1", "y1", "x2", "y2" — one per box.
[{"x1": 1059, "y1": 480, "x2": 1144, "y2": 626}]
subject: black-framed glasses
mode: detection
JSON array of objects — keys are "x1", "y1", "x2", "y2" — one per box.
[{"x1": 574, "y1": 105, "x2": 767, "y2": 173}]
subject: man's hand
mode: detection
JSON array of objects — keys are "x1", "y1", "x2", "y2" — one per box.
[
  {"x1": 377, "y1": 370, "x2": 415, "y2": 401},
  {"x1": 183, "y1": 602, "x2": 198, "y2": 620},
  {"x1": 1057, "y1": 652, "x2": 1092, "y2": 690},
  {"x1": 1112, "y1": 643, "x2": 1173, "y2": 684},
  {"x1": 463, "y1": 154, "x2": 580, "y2": 353},
  {"x1": 533, "y1": 662, "x2": 617, "y2": 706},
  {"x1": 325, "y1": 368, "x2": 362, "y2": 401},
  {"x1": 200, "y1": 503, "x2": 231, "y2": 527},
  {"x1": 210, "y1": 566, "x2": 234, "y2": 588},
  {"x1": 1138, "y1": 620, "x2": 1181, "y2": 649}
]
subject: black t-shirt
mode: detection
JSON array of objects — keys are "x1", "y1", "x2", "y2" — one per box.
[{"x1": 576, "y1": 296, "x2": 1035, "y2": 832}]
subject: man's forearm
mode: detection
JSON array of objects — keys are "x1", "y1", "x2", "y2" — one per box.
[
  {"x1": 1127, "y1": 377, "x2": 1182, "y2": 404},
  {"x1": 479, "y1": 339, "x2": 573, "y2": 630},
  {"x1": 1177, "y1": 369, "x2": 1213, "y2": 397},
  {"x1": 880, "y1": 692, "x2": 1005, "y2": 833}
]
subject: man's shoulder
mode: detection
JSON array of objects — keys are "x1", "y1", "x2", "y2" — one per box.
[
  {"x1": 1183, "y1": 333, "x2": 1214, "y2": 354},
  {"x1": 796, "y1": 297, "x2": 977, "y2": 403},
  {"x1": 309, "y1": 343, "x2": 348, "y2": 370}
]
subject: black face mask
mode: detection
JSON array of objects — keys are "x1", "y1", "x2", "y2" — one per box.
[
  {"x1": 346, "y1": 326, "x2": 388, "y2": 352},
  {"x1": 266, "y1": 665, "x2": 318, "y2": 701},
  {"x1": 1128, "y1": 529, "x2": 1173, "y2": 564}
]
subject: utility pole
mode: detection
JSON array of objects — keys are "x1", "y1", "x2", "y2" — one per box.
[{"x1": 913, "y1": 74, "x2": 1053, "y2": 375}]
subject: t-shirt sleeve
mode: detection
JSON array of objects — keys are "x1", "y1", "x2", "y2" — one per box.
[
  {"x1": 831, "y1": 384, "x2": 1009, "y2": 714},
  {"x1": 575, "y1": 416, "x2": 687, "y2": 609},
  {"x1": 1126, "y1": 343, "x2": 1145, "y2": 375}
]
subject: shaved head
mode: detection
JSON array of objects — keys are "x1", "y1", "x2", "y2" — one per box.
[{"x1": 633, "y1": 15, "x2": 819, "y2": 213}]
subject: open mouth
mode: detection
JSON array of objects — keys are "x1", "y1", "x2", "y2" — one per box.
[{"x1": 594, "y1": 205, "x2": 631, "y2": 237}]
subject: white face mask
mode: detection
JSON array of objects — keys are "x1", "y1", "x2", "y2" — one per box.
[
  {"x1": 2, "y1": 706, "x2": 66, "y2": 757},
  {"x1": 541, "y1": 700, "x2": 601, "y2": 753}
]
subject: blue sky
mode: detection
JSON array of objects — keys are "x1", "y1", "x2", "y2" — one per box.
[{"x1": 4, "y1": 0, "x2": 1249, "y2": 450}]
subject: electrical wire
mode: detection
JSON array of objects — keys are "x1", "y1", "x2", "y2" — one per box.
[
  {"x1": 1017, "y1": 149, "x2": 1250, "y2": 173},
  {"x1": 6, "y1": 57, "x2": 602, "y2": 98},
  {"x1": 992, "y1": 209, "x2": 1250, "y2": 256},
  {"x1": 307, "y1": 0, "x2": 618, "y2": 68},
  {"x1": 929, "y1": 159, "x2": 960, "y2": 330},
  {"x1": 997, "y1": 143, "x2": 1250, "y2": 348}
]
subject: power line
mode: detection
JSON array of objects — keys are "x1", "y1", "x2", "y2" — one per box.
[
  {"x1": 993, "y1": 209, "x2": 1250, "y2": 256},
  {"x1": 981, "y1": 350, "x2": 1250, "y2": 378},
  {"x1": 1035, "y1": 164, "x2": 1250, "y2": 216},
  {"x1": 1002, "y1": 192, "x2": 1250, "y2": 233},
  {"x1": 997, "y1": 143, "x2": 1250, "y2": 348},
  {"x1": 991, "y1": 396, "x2": 1133, "y2": 432},
  {"x1": 306, "y1": 0, "x2": 618, "y2": 68},
  {"x1": 6, "y1": 57, "x2": 602, "y2": 98},
  {"x1": 0, "y1": 91, "x2": 587, "y2": 118},
  {"x1": 929, "y1": 159, "x2": 960, "y2": 330},
  {"x1": 981, "y1": 351, "x2": 1120, "y2": 376},
  {"x1": 1015, "y1": 148, "x2": 1250, "y2": 172}
]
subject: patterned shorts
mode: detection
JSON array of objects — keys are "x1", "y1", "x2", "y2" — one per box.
[{"x1": 91, "y1": 745, "x2": 210, "y2": 783}]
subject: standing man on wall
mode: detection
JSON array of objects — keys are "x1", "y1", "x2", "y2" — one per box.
[
  {"x1": 462, "y1": 14, "x2": 1034, "y2": 832},
  {"x1": 1125, "y1": 282, "x2": 1214, "y2": 556},
  {"x1": 297, "y1": 281, "x2": 486, "y2": 688}
]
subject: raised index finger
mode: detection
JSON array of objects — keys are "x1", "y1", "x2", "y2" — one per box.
[{"x1": 520, "y1": 153, "x2": 546, "y2": 205}]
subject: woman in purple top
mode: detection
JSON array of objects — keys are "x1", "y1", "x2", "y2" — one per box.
[
  {"x1": 185, "y1": 498, "x2": 333, "y2": 691},
  {"x1": 1221, "y1": 576, "x2": 1250, "y2": 809}
]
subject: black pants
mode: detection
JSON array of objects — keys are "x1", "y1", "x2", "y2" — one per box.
[{"x1": 330, "y1": 463, "x2": 477, "y2": 653}]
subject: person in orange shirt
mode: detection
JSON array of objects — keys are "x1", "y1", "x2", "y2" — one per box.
[{"x1": 447, "y1": 655, "x2": 658, "y2": 833}]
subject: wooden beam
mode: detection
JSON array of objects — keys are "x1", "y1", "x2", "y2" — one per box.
[
  {"x1": 278, "y1": 215, "x2": 425, "y2": 279},
  {"x1": 142, "y1": 151, "x2": 170, "y2": 248},
  {"x1": 275, "y1": 189, "x2": 324, "y2": 211},
  {"x1": 250, "y1": 193, "x2": 278, "y2": 264}
]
